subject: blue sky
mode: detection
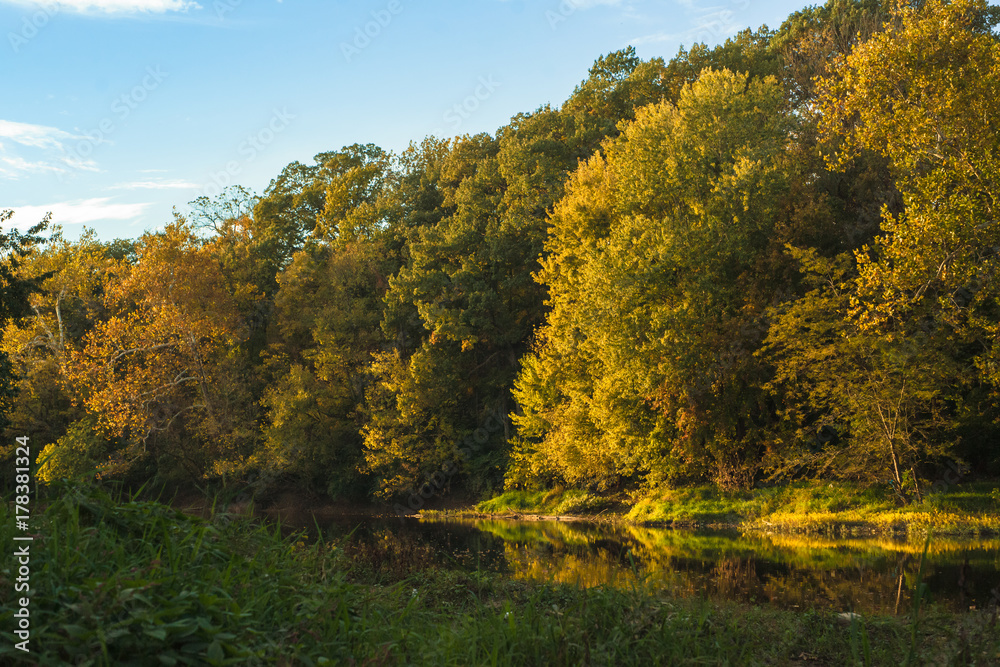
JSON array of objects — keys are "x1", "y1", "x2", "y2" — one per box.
[{"x1": 1, "y1": 0, "x2": 808, "y2": 240}]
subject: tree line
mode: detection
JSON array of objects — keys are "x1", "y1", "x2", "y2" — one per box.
[{"x1": 3, "y1": 0, "x2": 999, "y2": 505}]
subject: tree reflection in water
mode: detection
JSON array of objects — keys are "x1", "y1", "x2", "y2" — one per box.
[
  {"x1": 282, "y1": 510, "x2": 1000, "y2": 615},
  {"x1": 417, "y1": 517, "x2": 1000, "y2": 614}
]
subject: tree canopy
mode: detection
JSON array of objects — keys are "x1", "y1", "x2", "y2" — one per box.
[{"x1": 6, "y1": 0, "x2": 1000, "y2": 501}]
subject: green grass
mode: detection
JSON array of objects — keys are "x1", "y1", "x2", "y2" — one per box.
[
  {"x1": 475, "y1": 488, "x2": 556, "y2": 514},
  {"x1": 627, "y1": 482, "x2": 895, "y2": 526},
  {"x1": 474, "y1": 488, "x2": 616, "y2": 517},
  {"x1": 475, "y1": 481, "x2": 1000, "y2": 535},
  {"x1": 2, "y1": 482, "x2": 999, "y2": 665}
]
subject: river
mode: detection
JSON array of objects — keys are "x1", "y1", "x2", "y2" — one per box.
[{"x1": 263, "y1": 508, "x2": 1000, "y2": 615}]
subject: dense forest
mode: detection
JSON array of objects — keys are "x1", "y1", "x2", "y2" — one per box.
[{"x1": 3, "y1": 0, "x2": 999, "y2": 509}]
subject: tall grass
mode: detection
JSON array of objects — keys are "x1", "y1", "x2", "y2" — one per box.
[{"x1": 1, "y1": 481, "x2": 357, "y2": 665}]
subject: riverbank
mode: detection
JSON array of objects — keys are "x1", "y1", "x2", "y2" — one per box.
[
  {"x1": 460, "y1": 481, "x2": 1000, "y2": 536},
  {"x1": 4, "y1": 481, "x2": 998, "y2": 665}
]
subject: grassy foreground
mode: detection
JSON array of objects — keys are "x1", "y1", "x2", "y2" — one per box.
[
  {"x1": 1, "y1": 483, "x2": 998, "y2": 665},
  {"x1": 474, "y1": 481, "x2": 1000, "y2": 535}
]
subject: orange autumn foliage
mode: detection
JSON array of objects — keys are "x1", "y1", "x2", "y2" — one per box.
[{"x1": 64, "y1": 221, "x2": 244, "y2": 463}]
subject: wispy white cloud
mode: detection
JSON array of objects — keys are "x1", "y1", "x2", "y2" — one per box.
[
  {"x1": 0, "y1": 119, "x2": 77, "y2": 151},
  {"x1": 108, "y1": 179, "x2": 199, "y2": 191},
  {"x1": 630, "y1": 1, "x2": 745, "y2": 48},
  {"x1": 0, "y1": 119, "x2": 98, "y2": 177},
  {"x1": 566, "y1": 0, "x2": 623, "y2": 7},
  {"x1": 0, "y1": 153, "x2": 63, "y2": 176},
  {"x1": 1, "y1": 0, "x2": 200, "y2": 13},
  {"x1": 7, "y1": 198, "x2": 151, "y2": 228}
]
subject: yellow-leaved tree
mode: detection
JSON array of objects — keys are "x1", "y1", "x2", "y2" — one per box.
[
  {"x1": 762, "y1": 0, "x2": 1000, "y2": 500},
  {"x1": 2, "y1": 228, "x2": 117, "y2": 481},
  {"x1": 513, "y1": 68, "x2": 793, "y2": 490},
  {"x1": 818, "y1": 0, "x2": 1000, "y2": 378}
]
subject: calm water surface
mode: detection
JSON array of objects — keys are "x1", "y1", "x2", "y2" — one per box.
[{"x1": 268, "y1": 509, "x2": 1000, "y2": 615}]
